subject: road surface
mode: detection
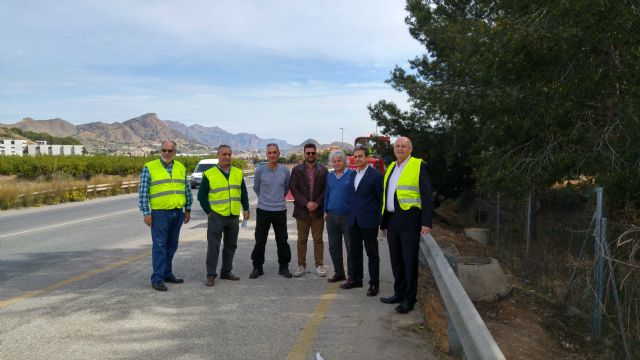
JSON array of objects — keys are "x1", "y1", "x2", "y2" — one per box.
[{"x1": 0, "y1": 178, "x2": 435, "y2": 359}]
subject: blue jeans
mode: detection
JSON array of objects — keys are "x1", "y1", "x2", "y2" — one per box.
[{"x1": 150, "y1": 209, "x2": 184, "y2": 284}]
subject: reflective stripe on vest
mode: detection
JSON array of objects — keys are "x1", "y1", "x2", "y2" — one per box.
[
  {"x1": 381, "y1": 157, "x2": 423, "y2": 213},
  {"x1": 204, "y1": 166, "x2": 243, "y2": 216},
  {"x1": 146, "y1": 159, "x2": 187, "y2": 210}
]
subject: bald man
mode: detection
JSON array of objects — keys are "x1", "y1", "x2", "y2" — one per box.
[{"x1": 379, "y1": 137, "x2": 433, "y2": 314}]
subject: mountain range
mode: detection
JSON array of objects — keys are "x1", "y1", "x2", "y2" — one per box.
[{"x1": 0, "y1": 113, "x2": 295, "y2": 155}]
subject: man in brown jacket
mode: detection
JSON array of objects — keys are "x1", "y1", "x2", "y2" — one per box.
[{"x1": 289, "y1": 143, "x2": 329, "y2": 277}]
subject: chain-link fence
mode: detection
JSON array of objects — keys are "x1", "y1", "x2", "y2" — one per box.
[{"x1": 471, "y1": 186, "x2": 637, "y2": 359}]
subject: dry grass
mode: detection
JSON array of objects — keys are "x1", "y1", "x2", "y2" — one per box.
[{"x1": 0, "y1": 174, "x2": 138, "y2": 209}]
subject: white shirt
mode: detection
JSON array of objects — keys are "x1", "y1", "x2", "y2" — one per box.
[
  {"x1": 386, "y1": 157, "x2": 410, "y2": 212},
  {"x1": 354, "y1": 166, "x2": 367, "y2": 191}
]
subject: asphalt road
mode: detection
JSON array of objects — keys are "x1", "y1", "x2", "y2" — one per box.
[{"x1": 0, "y1": 178, "x2": 435, "y2": 360}]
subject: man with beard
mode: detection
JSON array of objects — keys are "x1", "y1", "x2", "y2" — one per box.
[{"x1": 289, "y1": 143, "x2": 329, "y2": 277}]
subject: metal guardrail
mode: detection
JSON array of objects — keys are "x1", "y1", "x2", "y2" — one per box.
[
  {"x1": 17, "y1": 181, "x2": 140, "y2": 198},
  {"x1": 419, "y1": 233, "x2": 505, "y2": 360}
]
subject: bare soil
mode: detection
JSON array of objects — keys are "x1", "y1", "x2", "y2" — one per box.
[{"x1": 417, "y1": 221, "x2": 599, "y2": 359}]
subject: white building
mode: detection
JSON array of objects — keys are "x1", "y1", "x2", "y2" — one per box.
[
  {"x1": 0, "y1": 139, "x2": 85, "y2": 156},
  {"x1": 0, "y1": 139, "x2": 25, "y2": 156}
]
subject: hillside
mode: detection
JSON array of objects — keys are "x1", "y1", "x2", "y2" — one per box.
[{"x1": 1, "y1": 114, "x2": 294, "y2": 154}]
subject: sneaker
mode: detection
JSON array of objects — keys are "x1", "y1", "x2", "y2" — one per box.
[
  {"x1": 293, "y1": 266, "x2": 306, "y2": 277},
  {"x1": 315, "y1": 265, "x2": 327, "y2": 277}
]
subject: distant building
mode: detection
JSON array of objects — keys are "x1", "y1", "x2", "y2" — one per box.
[
  {"x1": 0, "y1": 139, "x2": 25, "y2": 156},
  {"x1": 0, "y1": 139, "x2": 84, "y2": 156}
]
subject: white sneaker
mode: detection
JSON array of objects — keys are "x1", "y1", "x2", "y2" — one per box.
[
  {"x1": 293, "y1": 266, "x2": 306, "y2": 277},
  {"x1": 316, "y1": 265, "x2": 327, "y2": 277}
]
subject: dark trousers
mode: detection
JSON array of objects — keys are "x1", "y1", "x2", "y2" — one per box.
[
  {"x1": 206, "y1": 212, "x2": 239, "y2": 277},
  {"x1": 150, "y1": 209, "x2": 183, "y2": 284},
  {"x1": 386, "y1": 214, "x2": 420, "y2": 305},
  {"x1": 348, "y1": 224, "x2": 379, "y2": 286},
  {"x1": 326, "y1": 213, "x2": 351, "y2": 277},
  {"x1": 251, "y1": 208, "x2": 291, "y2": 270}
]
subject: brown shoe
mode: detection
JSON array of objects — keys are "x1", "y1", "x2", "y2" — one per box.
[
  {"x1": 327, "y1": 274, "x2": 346, "y2": 283},
  {"x1": 220, "y1": 272, "x2": 240, "y2": 281},
  {"x1": 205, "y1": 276, "x2": 215, "y2": 287}
]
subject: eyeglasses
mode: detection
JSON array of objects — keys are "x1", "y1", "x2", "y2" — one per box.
[
  {"x1": 161, "y1": 149, "x2": 175, "y2": 153},
  {"x1": 305, "y1": 152, "x2": 316, "y2": 155}
]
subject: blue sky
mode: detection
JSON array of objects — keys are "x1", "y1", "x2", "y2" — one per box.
[{"x1": 0, "y1": 1, "x2": 423, "y2": 145}]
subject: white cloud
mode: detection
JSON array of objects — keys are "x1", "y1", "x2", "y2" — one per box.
[{"x1": 0, "y1": 0, "x2": 422, "y2": 145}]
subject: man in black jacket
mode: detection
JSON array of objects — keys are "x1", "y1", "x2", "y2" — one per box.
[{"x1": 379, "y1": 137, "x2": 433, "y2": 314}]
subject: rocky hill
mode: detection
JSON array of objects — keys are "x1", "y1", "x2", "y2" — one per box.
[
  {"x1": 164, "y1": 120, "x2": 293, "y2": 150},
  {"x1": 1, "y1": 113, "x2": 294, "y2": 154}
]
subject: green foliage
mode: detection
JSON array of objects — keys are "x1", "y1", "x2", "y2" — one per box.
[
  {"x1": 9, "y1": 127, "x2": 82, "y2": 145},
  {"x1": 287, "y1": 153, "x2": 303, "y2": 164},
  {"x1": 0, "y1": 155, "x2": 207, "y2": 180},
  {"x1": 370, "y1": 0, "x2": 640, "y2": 207}
]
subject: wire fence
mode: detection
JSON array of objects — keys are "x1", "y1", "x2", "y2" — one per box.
[{"x1": 471, "y1": 186, "x2": 637, "y2": 359}]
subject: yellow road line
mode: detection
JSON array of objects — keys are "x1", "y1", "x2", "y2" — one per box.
[
  {"x1": 0, "y1": 231, "x2": 205, "y2": 310},
  {"x1": 287, "y1": 282, "x2": 340, "y2": 360}
]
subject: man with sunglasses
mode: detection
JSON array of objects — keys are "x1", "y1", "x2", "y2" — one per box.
[
  {"x1": 289, "y1": 143, "x2": 329, "y2": 277},
  {"x1": 138, "y1": 140, "x2": 192, "y2": 292}
]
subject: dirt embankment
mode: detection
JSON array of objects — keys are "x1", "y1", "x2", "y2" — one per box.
[{"x1": 418, "y1": 222, "x2": 593, "y2": 359}]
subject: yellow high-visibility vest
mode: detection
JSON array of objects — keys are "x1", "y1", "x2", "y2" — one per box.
[
  {"x1": 381, "y1": 156, "x2": 423, "y2": 214},
  {"x1": 204, "y1": 166, "x2": 243, "y2": 216},
  {"x1": 146, "y1": 159, "x2": 187, "y2": 210}
]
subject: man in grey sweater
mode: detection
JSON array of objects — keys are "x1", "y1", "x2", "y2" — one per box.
[{"x1": 249, "y1": 143, "x2": 293, "y2": 279}]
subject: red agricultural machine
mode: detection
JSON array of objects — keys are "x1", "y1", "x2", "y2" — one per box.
[{"x1": 347, "y1": 135, "x2": 391, "y2": 174}]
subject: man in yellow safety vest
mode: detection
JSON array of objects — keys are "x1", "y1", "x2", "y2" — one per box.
[
  {"x1": 138, "y1": 140, "x2": 192, "y2": 292},
  {"x1": 197, "y1": 145, "x2": 249, "y2": 287},
  {"x1": 379, "y1": 137, "x2": 433, "y2": 314}
]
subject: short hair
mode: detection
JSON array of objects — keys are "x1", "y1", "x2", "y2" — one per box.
[
  {"x1": 161, "y1": 139, "x2": 177, "y2": 148},
  {"x1": 329, "y1": 150, "x2": 346, "y2": 162},
  {"x1": 353, "y1": 144, "x2": 368, "y2": 156},
  {"x1": 217, "y1": 144, "x2": 231, "y2": 152},
  {"x1": 266, "y1": 143, "x2": 279, "y2": 150},
  {"x1": 395, "y1": 137, "x2": 413, "y2": 147},
  {"x1": 303, "y1": 143, "x2": 317, "y2": 150}
]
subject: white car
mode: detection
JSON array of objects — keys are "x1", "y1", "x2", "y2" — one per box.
[{"x1": 190, "y1": 158, "x2": 219, "y2": 189}]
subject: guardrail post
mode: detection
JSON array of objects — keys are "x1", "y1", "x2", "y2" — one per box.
[
  {"x1": 523, "y1": 192, "x2": 532, "y2": 280},
  {"x1": 495, "y1": 192, "x2": 500, "y2": 247},
  {"x1": 447, "y1": 314, "x2": 463, "y2": 358},
  {"x1": 592, "y1": 187, "x2": 604, "y2": 340}
]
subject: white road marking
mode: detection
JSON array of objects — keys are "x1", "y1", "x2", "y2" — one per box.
[{"x1": 0, "y1": 209, "x2": 138, "y2": 239}]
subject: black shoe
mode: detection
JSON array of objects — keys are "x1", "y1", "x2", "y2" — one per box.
[
  {"x1": 164, "y1": 275, "x2": 184, "y2": 284},
  {"x1": 327, "y1": 274, "x2": 346, "y2": 283},
  {"x1": 249, "y1": 268, "x2": 264, "y2": 279},
  {"x1": 278, "y1": 268, "x2": 293, "y2": 278},
  {"x1": 152, "y1": 281, "x2": 168, "y2": 292},
  {"x1": 340, "y1": 278, "x2": 363, "y2": 289},
  {"x1": 367, "y1": 285, "x2": 379, "y2": 297},
  {"x1": 395, "y1": 303, "x2": 414, "y2": 314},
  {"x1": 380, "y1": 294, "x2": 402, "y2": 304}
]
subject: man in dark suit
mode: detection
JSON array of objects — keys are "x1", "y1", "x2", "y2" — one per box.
[
  {"x1": 289, "y1": 143, "x2": 329, "y2": 277},
  {"x1": 380, "y1": 137, "x2": 433, "y2": 314},
  {"x1": 341, "y1": 145, "x2": 383, "y2": 297}
]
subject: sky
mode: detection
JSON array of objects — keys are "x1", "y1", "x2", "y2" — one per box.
[{"x1": 0, "y1": 1, "x2": 423, "y2": 145}]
